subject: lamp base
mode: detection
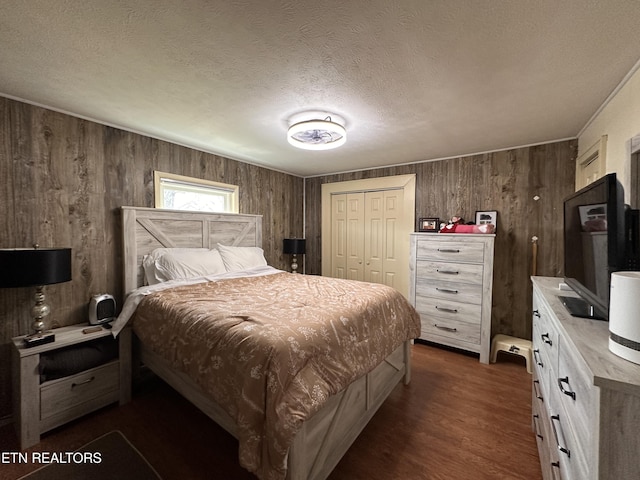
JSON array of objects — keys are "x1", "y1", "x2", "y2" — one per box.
[{"x1": 23, "y1": 331, "x2": 55, "y2": 348}]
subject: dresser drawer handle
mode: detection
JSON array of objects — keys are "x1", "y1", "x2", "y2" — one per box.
[
  {"x1": 550, "y1": 414, "x2": 571, "y2": 458},
  {"x1": 533, "y1": 380, "x2": 543, "y2": 401},
  {"x1": 532, "y1": 414, "x2": 543, "y2": 439},
  {"x1": 435, "y1": 287, "x2": 458, "y2": 294},
  {"x1": 435, "y1": 306, "x2": 458, "y2": 314},
  {"x1": 436, "y1": 269, "x2": 459, "y2": 275},
  {"x1": 533, "y1": 349, "x2": 543, "y2": 368},
  {"x1": 557, "y1": 377, "x2": 576, "y2": 400},
  {"x1": 541, "y1": 333, "x2": 553, "y2": 346},
  {"x1": 437, "y1": 248, "x2": 460, "y2": 253},
  {"x1": 533, "y1": 309, "x2": 541, "y2": 318},
  {"x1": 434, "y1": 324, "x2": 457, "y2": 332},
  {"x1": 71, "y1": 376, "x2": 96, "y2": 388}
]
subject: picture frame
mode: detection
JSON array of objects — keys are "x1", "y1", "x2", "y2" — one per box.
[
  {"x1": 418, "y1": 217, "x2": 440, "y2": 232},
  {"x1": 475, "y1": 210, "x2": 498, "y2": 232}
]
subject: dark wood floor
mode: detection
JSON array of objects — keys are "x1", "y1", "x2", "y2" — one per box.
[{"x1": 0, "y1": 342, "x2": 542, "y2": 480}]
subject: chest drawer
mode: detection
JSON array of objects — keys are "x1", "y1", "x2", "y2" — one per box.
[
  {"x1": 40, "y1": 360, "x2": 120, "y2": 420},
  {"x1": 414, "y1": 277, "x2": 483, "y2": 304},
  {"x1": 414, "y1": 294, "x2": 482, "y2": 325},
  {"x1": 416, "y1": 260, "x2": 484, "y2": 285},
  {"x1": 416, "y1": 239, "x2": 485, "y2": 263},
  {"x1": 419, "y1": 315, "x2": 481, "y2": 344}
]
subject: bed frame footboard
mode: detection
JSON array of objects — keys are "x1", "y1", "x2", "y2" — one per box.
[{"x1": 138, "y1": 338, "x2": 411, "y2": 480}]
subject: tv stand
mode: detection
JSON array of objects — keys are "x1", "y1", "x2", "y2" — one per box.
[{"x1": 559, "y1": 295, "x2": 605, "y2": 321}]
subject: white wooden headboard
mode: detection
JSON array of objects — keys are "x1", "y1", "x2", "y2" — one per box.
[{"x1": 121, "y1": 206, "x2": 263, "y2": 294}]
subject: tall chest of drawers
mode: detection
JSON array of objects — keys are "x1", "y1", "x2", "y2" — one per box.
[
  {"x1": 531, "y1": 277, "x2": 640, "y2": 480},
  {"x1": 409, "y1": 233, "x2": 495, "y2": 363}
]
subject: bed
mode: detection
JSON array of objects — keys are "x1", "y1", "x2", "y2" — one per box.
[{"x1": 116, "y1": 206, "x2": 421, "y2": 480}]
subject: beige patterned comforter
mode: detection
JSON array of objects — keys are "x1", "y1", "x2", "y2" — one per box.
[{"x1": 132, "y1": 272, "x2": 421, "y2": 479}]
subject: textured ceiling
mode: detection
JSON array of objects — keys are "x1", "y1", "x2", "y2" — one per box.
[{"x1": 2, "y1": 1, "x2": 640, "y2": 177}]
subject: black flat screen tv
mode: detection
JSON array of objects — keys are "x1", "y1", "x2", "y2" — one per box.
[{"x1": 562, "y1": 173, "x2": 625, "y2": 320}]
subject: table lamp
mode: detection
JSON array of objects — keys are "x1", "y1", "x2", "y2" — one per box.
[
  {"x1": 0, "y1": 246, "x2": 72, "y2": 347},
  {"x1": 283, "y1": 238, "x2": 306, "y2": 273}
]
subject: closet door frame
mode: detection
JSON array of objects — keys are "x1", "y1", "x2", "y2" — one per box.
[{"x1": 321, "y1": 174, "x2": 416, "y2": 297}]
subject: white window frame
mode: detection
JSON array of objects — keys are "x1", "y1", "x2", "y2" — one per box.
[{"x1": 154, "y1": 171, "x2": 239, "y2": 214}]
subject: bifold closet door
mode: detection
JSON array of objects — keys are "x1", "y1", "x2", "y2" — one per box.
[
  {"x1": 330, "y1": 189, "x2": 406, "y2": 293},
  {"x1": 364, "y1": 189, "x2": 405, "y2": 291},
  {"x1": 331, "y1": 192, "x2": 365, "y2": 280}
]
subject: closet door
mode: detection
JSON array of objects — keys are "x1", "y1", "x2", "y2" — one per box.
[
  {"x1": 364, "y1": 189, "x2": 406, "y2": 292},
  {"x1": 321, "y1": 174, "x2": 416, "y2": 298},
  {"x1": 330, "y1": 193, "x2": 365, "y2": 280},
  {"x1": 364, "y1": 191, "x2": 384, "y2": 284}
]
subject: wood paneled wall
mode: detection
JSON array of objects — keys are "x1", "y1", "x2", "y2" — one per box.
[
  {"x1": 0, "y1": 95, "x2": 576, "y2": 421},
  {"x1": 304, "y1": 140, "x2": 577, "y2": 343},
  {"x1": 0, "y1": 97, "x2": 304, "y2": 419}
]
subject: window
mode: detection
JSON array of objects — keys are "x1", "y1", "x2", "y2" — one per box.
[{"x1": 154, "y1": 171, "x2": 239, "y2": 213}]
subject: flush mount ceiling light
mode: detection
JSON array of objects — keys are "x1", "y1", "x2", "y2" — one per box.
[{"x1": 287, "y1": 116, "x2": 346, "y2": 150}]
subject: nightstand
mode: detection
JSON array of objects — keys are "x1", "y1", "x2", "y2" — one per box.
[{"x1": 11, "y1": 324, "x2": 131, "y2": 449}]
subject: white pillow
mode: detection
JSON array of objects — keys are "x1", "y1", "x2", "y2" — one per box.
[
  {"x1": 142, "y1": 248, "x2": 224, "y2": 284},
  {"x1": 217, "y1": 243, "x2": 267, "y2": 272}
]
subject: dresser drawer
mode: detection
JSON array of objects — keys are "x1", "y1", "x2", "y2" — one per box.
[
  {"x1": 416, "y1": 260, "x2": 484, "y2": 285},
  {"x1": 533, "y1": 369, "x2": 561, "y2": 480},
  {"x1": 419, "y1": 315, "x2": 481, "y2": 344},
  {"x1": 40, "y1": 360, "x2": 120, "y2": 420},
  {"x1": 416, "y1": 239, "x2": 485, "y2": 263},
  {"x1": 414, "y1": 277, "x2": 483, "y2": 304},
  {"x1": 557, "y1": 336, "x2": 596, "y2": 455},
  {"x1": 548, "y1": 381, "x2": 590, "y2": 480},
  {"x1": 414, "y1": 294, "x2": 482, "y2": 325}
]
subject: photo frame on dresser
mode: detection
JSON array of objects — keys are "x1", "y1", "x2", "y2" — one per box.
[
  {"x1": 475, "y1": 210, "x2": 498, "y2": 232},
  {"x1": 418, "y1": 217, "x2": 440, "y2": 232}
]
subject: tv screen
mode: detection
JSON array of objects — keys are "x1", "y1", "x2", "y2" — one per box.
[{"x1": 563, "y1": 173, "x2": 625, "y2": 320}]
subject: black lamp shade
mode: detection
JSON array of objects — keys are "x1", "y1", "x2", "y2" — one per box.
[
  {"x1": 0, "y1": 248, "x2": 72, "y2": 288},
  {"x1": 283, "y1": 238, "x2": 306, "y2": 255}
]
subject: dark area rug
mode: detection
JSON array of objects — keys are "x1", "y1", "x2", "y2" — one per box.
[{"x1": 18, "y1": 430, "x2": 161, "y2": 480}]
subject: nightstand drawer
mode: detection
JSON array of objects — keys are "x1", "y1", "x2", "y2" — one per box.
[{"x1": 40, "y1": 360, "x2": 119, "y2": 421}]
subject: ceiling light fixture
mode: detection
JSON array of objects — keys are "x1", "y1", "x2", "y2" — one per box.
[{"x1": 287, "y1": 116, "x2": 346, "y2": 150}]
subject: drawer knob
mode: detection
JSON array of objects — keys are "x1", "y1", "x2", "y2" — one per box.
[
  {"x1": 541, "y1": 333, "x2": 553, "y2": 346},
  {"x1": 557, "y1": 377, "x2": 576, "y2": 400},
  {"x1": 72, "y1": 376, "x2": 96, "y2": 388},
  {"x1": 437, "y1": 248, "x2": 460, "y2": 253},
  {"x1": 434, "y1": 324, "x2": 457, "y2": 332},
  {"x1": 533, "y1": 309, "x2": 541, "y2": 318}
]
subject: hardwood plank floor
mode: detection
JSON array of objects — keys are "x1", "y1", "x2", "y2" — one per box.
[{"x1": 0, "y1": 342, "x2": 541, "y2": 480}]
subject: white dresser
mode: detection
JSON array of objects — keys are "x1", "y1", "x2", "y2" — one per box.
[
  {"x1": 531, "y1": 276, "x2": 640, "y2": 480},
  {"x1": 409, "y1": 233, "x2": 495, "y2": 363}
]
